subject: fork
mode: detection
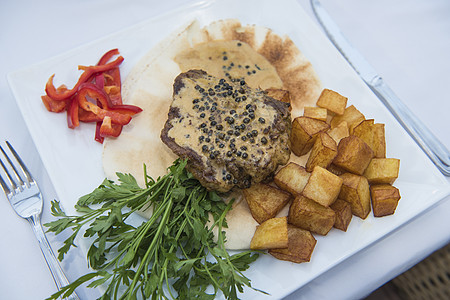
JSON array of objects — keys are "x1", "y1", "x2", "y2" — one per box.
[{"x1": 0, "y1": 141, "x2": 80, "y2": 300}]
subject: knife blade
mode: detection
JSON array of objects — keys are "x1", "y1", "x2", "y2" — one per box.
[{"x1": 310, "y1": 0, "x2": 450, "y2": 176}]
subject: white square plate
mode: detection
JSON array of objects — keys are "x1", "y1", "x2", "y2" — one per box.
[{"x1": 7, "y1": 0, "x2": 450, "y2": 298}]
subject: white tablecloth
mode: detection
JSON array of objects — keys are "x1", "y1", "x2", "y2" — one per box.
[{"x1": 1, "y1": 0, "x2": 449, "y2": 299}]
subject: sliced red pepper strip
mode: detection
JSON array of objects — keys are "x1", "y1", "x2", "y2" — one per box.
[
  {"x1": 41, "y1": 95, "x2": 68, "y2": 113},
  {"x1": 41, "y1": 85, "x2": 70, "y2": 112},
  {"x1": 108, "y1": 104, "x2": 143, "y2": 115},
  {"x1": 99, "y1": 116, "x2": 123, "y2": 137},
  {"x1": 67, "y1": 96, "x2": 79, "y2": 129},
  {"x1": 76, "y1": 84, "x2": 132, "y2": 125},
  {"x1": 97, "y1": 49, "x2": 120, "y2": 65},
  {"x1": 45, "y1": 55, "x2": 124, "y2": 101},
  {"x1": 78, "y1": 108, "x2": 102, "y2": 123},
  {"x1": 94, "y1": 121, "x2": 105, "y2": 143},
  {"x1": 96, "y1": 49, "x2": 123, "y2": 105},
  {"x1": 78, "y1": 82, "x2": 142, "y2": 115}
]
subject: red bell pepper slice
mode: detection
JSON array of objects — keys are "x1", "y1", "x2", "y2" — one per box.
[
  {"x1": 78, "y1": 108, "x2": 102, "y2": 123},
  {"x1": 96, "y1": 49, "x2": 123, "y2": 105},
  {"x1": 41, "y1": 95, "x2": 68, "y2": 113},
  {"x1": 94, "y1": 122, "x2": 104, "y2": 143},
  {"x1": 97, "y1": 49, "x2": 120, "y2": 65},
  {"x1": 76, "y1": 84, "x2": 132, "y2": 125},
  {"x1": 66, "y1": 96, "x2": 79, "y2": 129},
  {"x1": 42, "y1": 49, "x2": 141, "y2": 143},
  {"x1": 99, "y1": 116, "x2": 123, "y2": 137},
  {"x1": 78, "y1": 83, "x2": 141, "y2": 114},
  {"x1": 45, "y1": 55, "x2": 124, "y2": 101},
  {"x1": 41, "y1": 85, "x2": 70, "y2": 112}
]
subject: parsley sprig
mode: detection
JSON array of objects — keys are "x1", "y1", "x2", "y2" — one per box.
[{"x1": 45, "y1": 159, "x2": 260, "y2": 299}]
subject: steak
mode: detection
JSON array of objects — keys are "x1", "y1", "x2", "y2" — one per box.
[{"x1": 161, "y1": 69, "x2": 291, "y2": 192}]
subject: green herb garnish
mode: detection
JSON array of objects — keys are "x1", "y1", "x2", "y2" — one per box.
[{"x1": 45, "y1": 159, "x2": 261, "y2": 299}]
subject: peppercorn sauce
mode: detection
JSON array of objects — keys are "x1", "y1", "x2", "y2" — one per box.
[
  {"x1": 174, "y1": 40, "x2": 283, "y2": 91},
  {"x1": 161, "y1": 67, "x2": 291, "y2": 193}
]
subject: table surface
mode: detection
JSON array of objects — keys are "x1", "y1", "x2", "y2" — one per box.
[{"x1": 1, "y1": 0, "x2": 449, "y2": 299}]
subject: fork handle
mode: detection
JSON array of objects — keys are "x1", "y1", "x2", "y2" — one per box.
[{"x1": 28, "y1": 214, "x2": 81, "y2": 300}]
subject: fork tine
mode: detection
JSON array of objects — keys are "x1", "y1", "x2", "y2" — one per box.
[
  {"x1": 0, "y1": 165, "x2": 11, "y2": 195},
  {"x1": 5, "y1": 141, "x2": 34, "y2": 184},
  {"x1": 0, "y1": 148, "x2": 18, "y2": 190}
]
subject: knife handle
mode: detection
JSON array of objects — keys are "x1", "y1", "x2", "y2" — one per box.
[{"x1": 368, "y1": 76, "x2": 450, "y2": 176}]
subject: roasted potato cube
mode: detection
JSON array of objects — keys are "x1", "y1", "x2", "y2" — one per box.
[
  {"x1": 316, "y1": 89, "x2": 348, "y2": 115},
  {"x1": 330, "y1": 105, "x2": 365, "y2": 130},
  {"x1": 352, "y1": 120, "x2": 386, "y2": 158},
  {"x1": 328, "y1": 121, "x2": 349, "y2": 144},
  {"x1": 370, "y1": 184, "x2": 401, "y2": 217},
  {"x1": 364, "y1": 158, "x2": 400, "y2": 184},
  {"x1": 290, "y1": 116, "x2": 330, "y2": 156},
  {"x1": 327, "y1": 163, "x2": 346, "y2": 176},
  {"x1": 330, "y1": 199, "x2": 352, "y2": 231},
  {"x1": 303, "y1": 166, "x2": 343, "y2": 207},
  {"x1": 352, "y1": 119, "x2": 375, "y2": 149},
  {"x1": 265, "y1": 88, "x2": 292, "y2": 111},
  {"x1": 338, "y1": 173, "x2": 371, "y2": 219},
  {"x1": 288, "y1": 195, "x2": 336, "y2": 235},
  {"x1": 250, "y1": 217, "x2": 288, "y2": 250},
  {"x1": 303, "y1": 106, "x2": 328, "y2": 122},
  {"x1": 306, "y1": 132, "x2": 338, "y2": 172},
  {"x1": 269, "y1": 225, "x2": 317, "y2": 263},
  {"x1": 274, "y1": 162, "x2": 311, "y2": 195},
  {"x1": 333, "y1": 135, "x2": 374, "y2": 175},
  {"x1": 243, "y1": 183, "x2": 292, "y2": 224},
  {"x1": 373, "y1": 123, "x2": 386, "y2": 158}
]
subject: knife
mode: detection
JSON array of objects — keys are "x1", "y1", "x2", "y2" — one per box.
[{"x1": 310, "y1": 0, "x2": 450, "y2": 176}]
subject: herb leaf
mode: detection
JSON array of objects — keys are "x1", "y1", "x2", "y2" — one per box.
[{"x1": 45, "y1": 159, "x2": 261, "y2": 299}]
